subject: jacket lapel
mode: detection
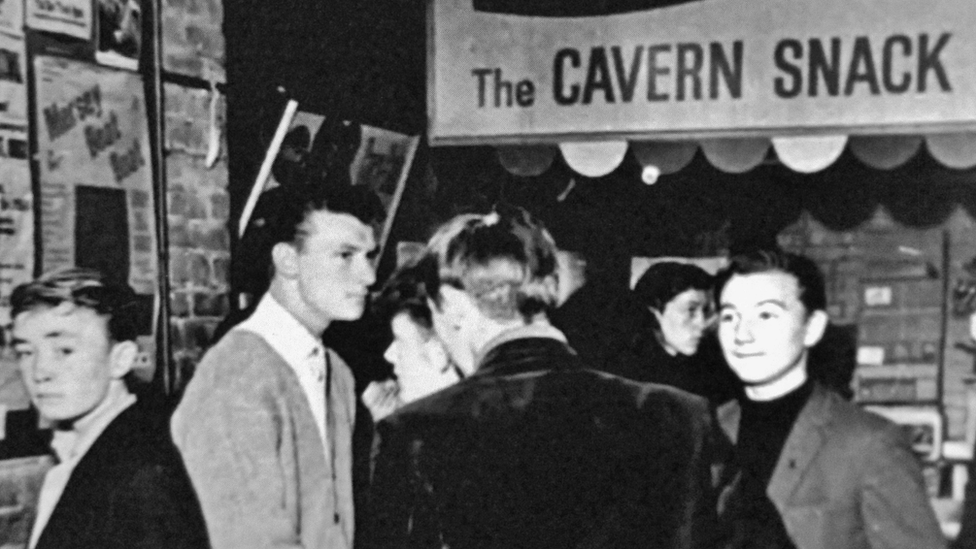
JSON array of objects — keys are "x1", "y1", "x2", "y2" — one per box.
[{"x1": 766, "y1": 384, "x2": 833, "y2": 512}]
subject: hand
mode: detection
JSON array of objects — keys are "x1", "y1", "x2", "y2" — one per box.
[{"x1": 363, "y1": 379, "x2": 401, "y2": 421}]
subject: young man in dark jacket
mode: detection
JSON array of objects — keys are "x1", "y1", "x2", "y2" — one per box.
[{"x1": 363, "y1": 207, "x2": 724, "y2": 549}]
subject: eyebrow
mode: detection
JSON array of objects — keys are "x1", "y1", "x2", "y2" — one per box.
[{"x1": 719, "y1": 299, "x2": 787, "y2": 310}]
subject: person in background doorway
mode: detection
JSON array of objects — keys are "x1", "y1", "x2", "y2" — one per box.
[
  {"x1": 362, "y1": 263, "x2": 462, "y2": 421},
  {"x1": 172, "y1": 181, "x2": 377, "y2": 549},
  {"x1": 620, "y1": 261, "x2": 739, "y2": 403},
  {"x1": 10, "y1": 268, "x2": 208, "y2": 549},
  {"x1": 714, "y1": 249, "x2": 945, "y2": 549},
  {"x1": 362, "y1": 206, "x2": 724, "y2": 549}
]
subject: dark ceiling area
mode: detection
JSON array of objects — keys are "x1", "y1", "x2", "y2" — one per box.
[{"x1": 222, "y1": 0, "x2": 427, "y2": 214}]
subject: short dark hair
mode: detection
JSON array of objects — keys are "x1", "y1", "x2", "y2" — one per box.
[
  {"x1": 11, "y1": 268, "x2": 139, "y2": 342},
  {"x1": 715, "y1": 249, "x2": 827, "y2": 315},
  {"x1": 238, "y1": 174, "x2": 386, "y2": 293},
  {"x1": 633, "y1": 262, "x2": 713, "y2": 313},
  {"x1": 252, "y1": 174, "x2": 385, "y2": 251},
  {"x1": 373, "y1": 262, "x2": 433, "y2": 332}
]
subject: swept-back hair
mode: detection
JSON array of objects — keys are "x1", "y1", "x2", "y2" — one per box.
[
  {"x1": 421, "y1": 206, "x2": 559, "y2": 322},
  {"x1": 11, "y1": 267, "x2": 139, "y2": 342}
]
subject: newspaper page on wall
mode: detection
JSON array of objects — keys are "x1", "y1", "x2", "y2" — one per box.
[
  {"x1": 25, "y1": 0, "x2": 92, "y2": 39},
  {"x1": 33, "y1": 55, "x2": 157, "y2": 379},
  {"x1": 0, "y1": 0, "x2": 24, "y2": 36},
  {"x1": 0, "y1": 31, "x2": 31, "y2": 411}
]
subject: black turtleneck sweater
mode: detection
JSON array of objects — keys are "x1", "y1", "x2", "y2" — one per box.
[{"x1": 730, "y1": 380, "x2": 814, "y2": 549}]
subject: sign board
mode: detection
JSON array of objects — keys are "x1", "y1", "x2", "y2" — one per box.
[{"x1": 429, "y1": 0, "x2": 976, "y2": 144}]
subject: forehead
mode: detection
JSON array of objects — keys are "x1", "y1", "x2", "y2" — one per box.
[
  {"x1": 301, "y1": 210, "x2": 376, "y2": 250},
  {"x1": 13, "y1": 305, "x2": 109, "y2": 340},
  {"x1": 721, "y1": 271, "x2": 801, "y2": 307},
  {"x1": 391, "y1": 312, "x2": 427, "y2": 338}
]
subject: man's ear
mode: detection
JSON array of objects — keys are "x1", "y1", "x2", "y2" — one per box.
[
  {"x1": 108, "y1": 340, "x2": 138, "y2": 380},
  {"x1": 271, "y1": 241, "x2": 299, "y2": 278},
  {"x1": 436, "y1": 286, "x2": 472, "y2": 327},
  {"x1": 803, "y1": 309, "x2": 829, "y2": 348}
]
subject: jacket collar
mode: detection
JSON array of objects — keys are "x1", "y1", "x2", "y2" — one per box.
[
  {"x1": 717, "y1": 383, "x2": 836, "y2": 509},
  {"x1": 472, "y1": 321, "x2": 575, "y2": 378}
]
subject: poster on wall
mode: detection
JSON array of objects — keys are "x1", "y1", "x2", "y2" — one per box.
[
  {"x1": 240, "y1": 106, "x2": 420, "y2": 261},
  {"x1": 0, "y1": 128, "x2": 32, "y2": 411},
  {"x1": 34, "y1": 56, "x2": 156, "y2": 293},
  {"x1": 95, "y1": 0, "x2": 140, "y2": 70},
  {"x1": 0, "y1": 129, "x2": 32, "y2": 327},
  {"x1": 26, "y1": 0, "x2": 92, "y2": 39},
  {"x1": 0, "y1": 31, "x2": 26, "y2": 127},
  {"x1": 0, "y1": 0, "x2": 24, "y2": 36}
]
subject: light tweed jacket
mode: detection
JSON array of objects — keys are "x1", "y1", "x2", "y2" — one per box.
[{"x1": 171, "y1": 328, "x2": 356, "y2": 549}]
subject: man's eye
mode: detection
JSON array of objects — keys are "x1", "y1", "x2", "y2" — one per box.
[
  {"x1": 55, "y1": 347, "x2": 74, "y2": 357},
  {"x1": 718, "y1": 312, "x2": 734, "y2": 323},
  {"x1": 758, "y1": 311, "x2": 776, "y2": 320}
]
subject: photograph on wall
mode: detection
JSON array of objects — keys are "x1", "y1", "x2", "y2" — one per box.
[
  {"x1": 25, "y1": 0, "x2": 92, "y2": 40},
  {"x1": 0, "y1": 0, "x2": 23, "y2": 36},
  {"x1": 0, "y1": 31, "x2": 25, "y2": 127},
  {"x1": 241, "y1": 105, "x2": 420, "y2": 261},
  {"x1": 33, "y1": 56, "x2": 157, "y2": 377},
  {"x1": 95, "y1": 0, "x2": 140, "y2": 70}
]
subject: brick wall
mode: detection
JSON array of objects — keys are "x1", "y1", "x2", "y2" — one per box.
[
  {"x1": 780, "y1": 207, "x2": 976, "y2": 440},
  {"x1": 164, "y1": 83, "x2": 229, "y2": 392}
]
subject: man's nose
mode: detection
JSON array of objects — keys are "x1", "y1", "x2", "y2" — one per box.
[
  {"x1": 733, "y1": 319, "x2": 754, "y2": 343},
  {"x1": 29, "y1": 354, "x2": 56, "y2": 383},
  {"x1": 359, "y1": 256, "x2": 377, "y2": 286},
  {"x1": 383, "y1": 342, "x2": 397, "y2": 366}
]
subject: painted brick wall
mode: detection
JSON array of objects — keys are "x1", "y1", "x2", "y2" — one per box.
[{"x1": 164, "y1": 83, "x2": 229, "y2": 392}]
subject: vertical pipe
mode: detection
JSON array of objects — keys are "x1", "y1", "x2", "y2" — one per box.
[{"x1": 149, "y1": 0, "x2": 174, "y2": 396}]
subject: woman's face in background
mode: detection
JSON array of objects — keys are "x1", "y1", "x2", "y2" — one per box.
[
  {"x1": 652, "y1": 288, "x2": 711, "y2": 357},
  {"x1": 384, "y1": 312, "x2": 459, "y2": 403}
]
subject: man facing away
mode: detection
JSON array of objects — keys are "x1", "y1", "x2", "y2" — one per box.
[
  {"x1": 714, "y1": 249, "x2": 945, "y2": 549},
  {"x1": 172, "y1": 182, "x2": 377, "y2": 549},
  {"x1": 362, "y1": 207, "x2": 724, "y2": 549},
  {"x1": 10, "y1": 268, "x2": 209, "y2": 549}
]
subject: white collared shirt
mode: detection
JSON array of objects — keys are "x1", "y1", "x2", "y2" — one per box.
[
  {"x1": 29, "y1": 391, "x2": 137, "y2": 549},
  {"x1": 236, "y1": 294, "x2": 329, "y2": 463}
]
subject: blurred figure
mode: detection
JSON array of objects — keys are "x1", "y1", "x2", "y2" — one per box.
[
  {"x1": 11, "y1": 268, "x2": 208, "y2": 549},
  {"x1": 363, "y1": 207, "x2": 724, "y2": 549},
  {"x1": 636, "y1": 262, "x2": 713, "y2": 358},
  {"x1": 618, "y1": 261, "x2": 739, "y2": 403},
  {"x1": 714, "y1": 249, "x2": 945, "y2": 549},
  {"x1": 949, "y1": 311, "x2": 976, "y2": 549},
  {"x1": 363, "y1": 264, "x2": 462, "y2": 421}
]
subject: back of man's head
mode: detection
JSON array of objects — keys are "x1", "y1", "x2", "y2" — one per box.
[
  {"x1": 422, "y1": 206, "x2": 559, "y2": 322},
  {"x1": 715, "y1": 248, "x2": 827, "y2": 315},
  {"x1": 11, "y1": 267, "x2": 139, "y2": 343}
]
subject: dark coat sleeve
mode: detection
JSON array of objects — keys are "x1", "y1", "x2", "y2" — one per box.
[{"x1": 110, "y1": 458, "x2": 211, "y2": 549}]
